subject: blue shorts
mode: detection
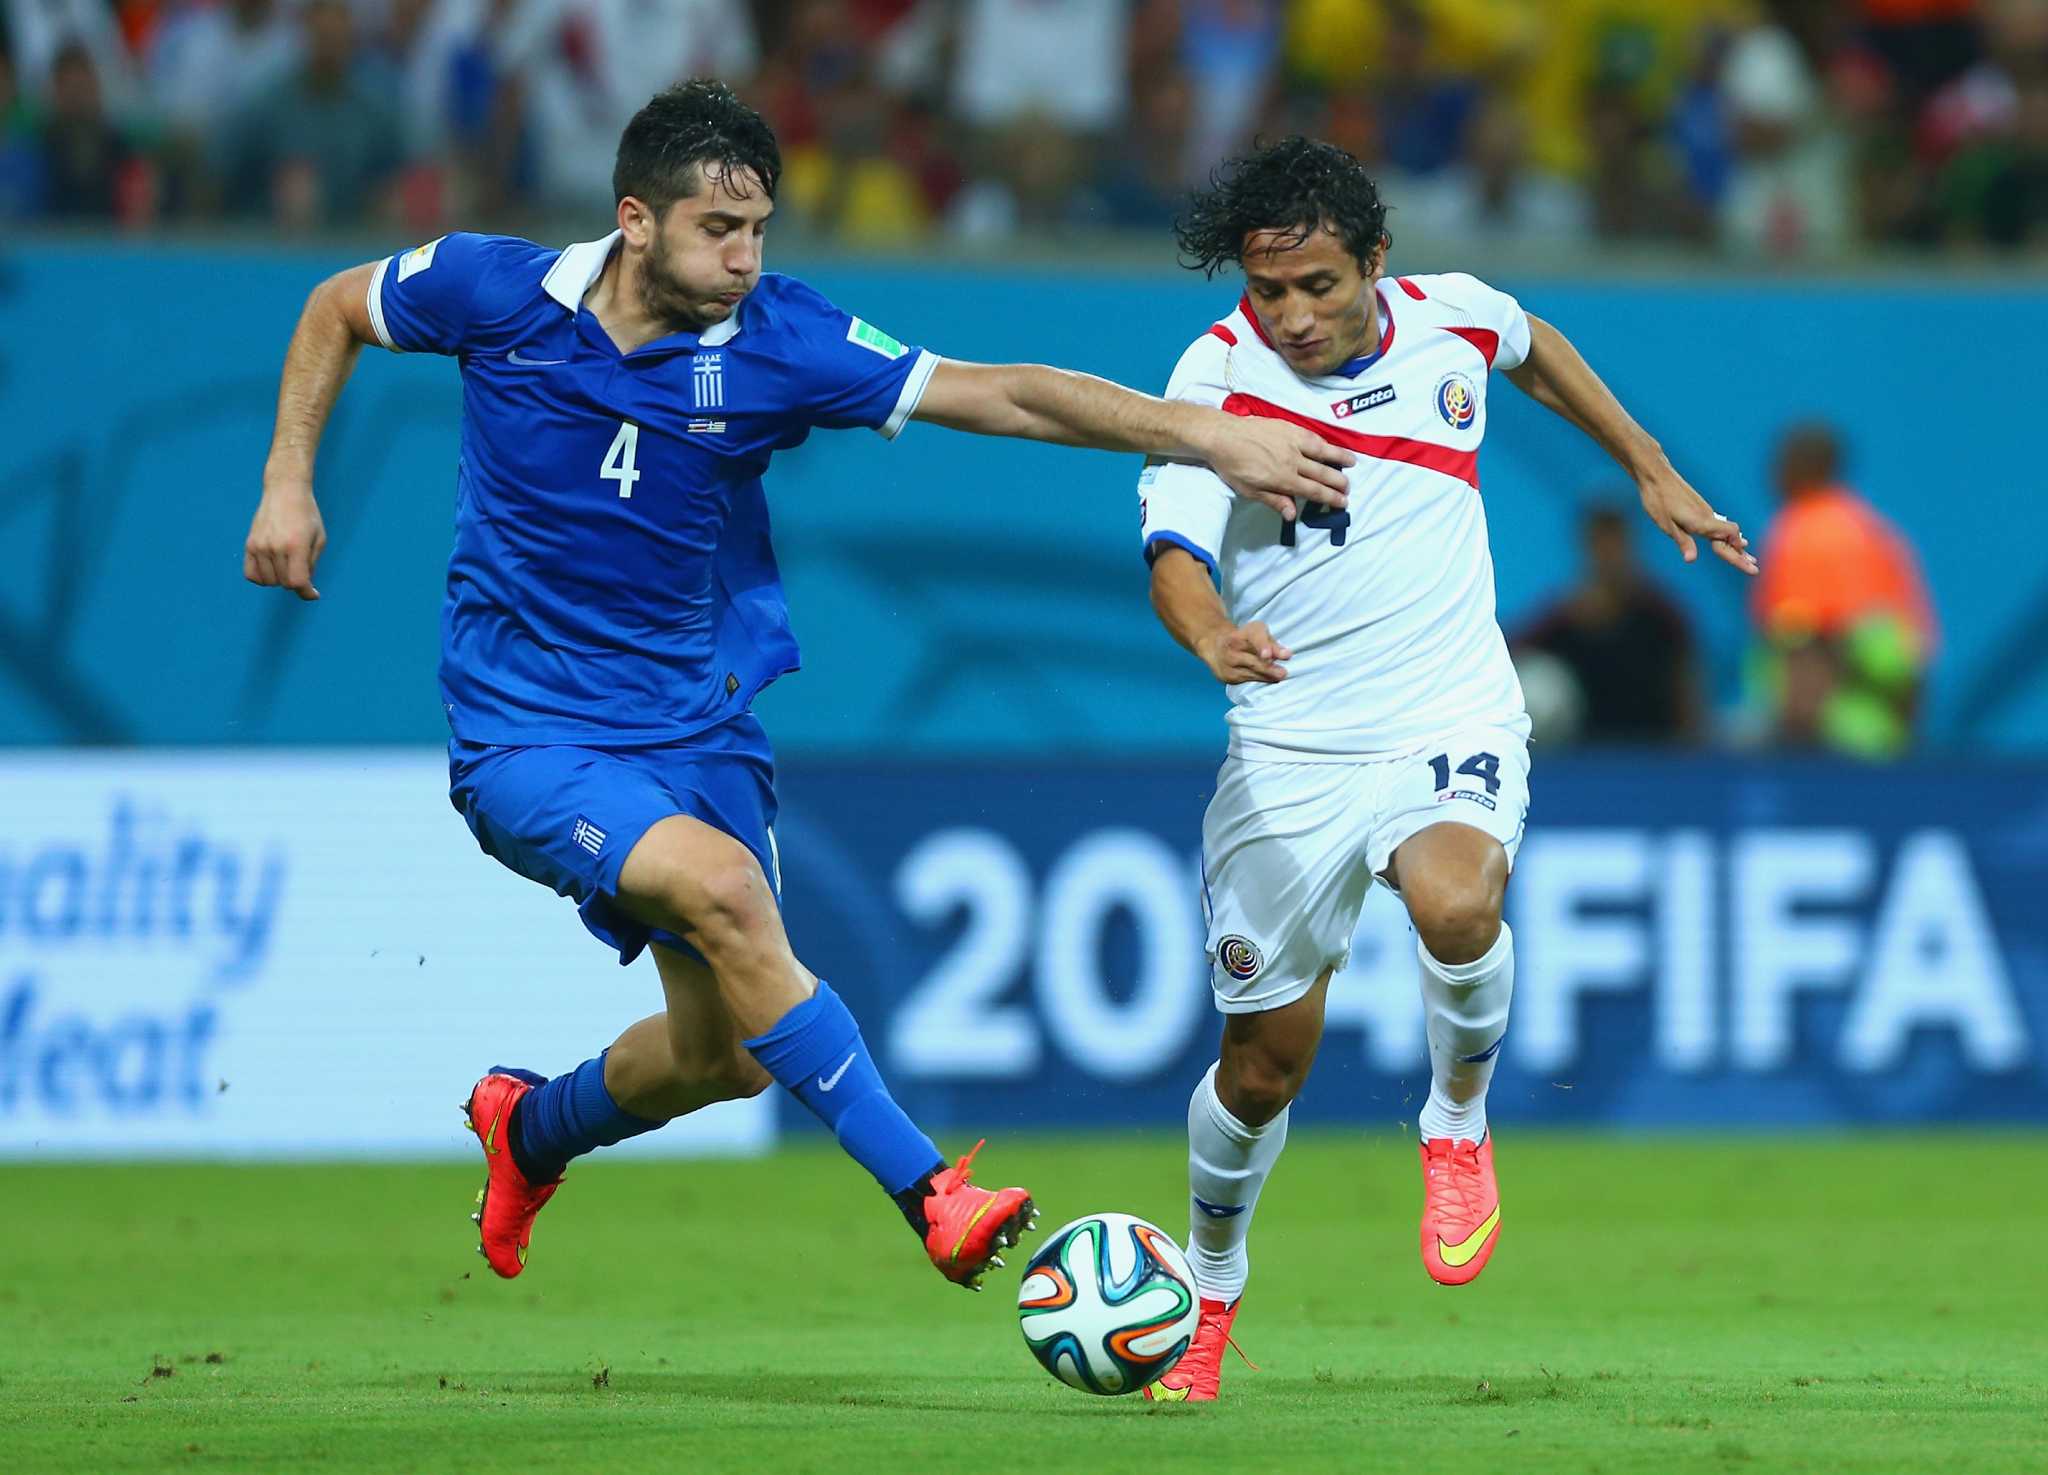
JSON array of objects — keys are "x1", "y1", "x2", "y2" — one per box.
[{"x1": 448, "y1": 713, "x2": 781, "y2": 966}]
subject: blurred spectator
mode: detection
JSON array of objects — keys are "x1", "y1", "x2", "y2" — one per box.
[
  {"x1": 529, "y1": 0, "x2": 753, "y2": 210},
  {"x1": 1399, "y1": 94, "x2": 1592, "y2": 247},
  {"x1": 1179, "y1": 0, "x2": 1282, "y2": 174},
  {"x1": 948, "y1": 0, "x2": 1126, "y2": 237},
  {"x1": 0, "y1": 0, "x2": 2044, "y2": 252},
  {"x1": 5, "y1": 0, "x2": 137, "y2": 110},
  {"x1": 1092, "y1": 62, "x2": 1193, "y2": 228},
  {"x1": 146, "y1": 0, "x2": 298, "y2": 214},
  {"x1": 0, "y1": 35, "x2": 44, "y2": 218},
  {"x1": 1373, "y1": 1, "x2": 1481, "y2": 178},
  {"x1": 1513, "y1": 504, "x2": 1703, "y2": 746},
  {"x1": 1930, "y1": 0, "x2": 2048, "y2": 246},
  {"x1": 1751, "y1": 423, "x2": 1937, "y2": 758},
  {"x1": 148, "y1": 0, "x2": 297, "y2": 139},
  {"x1": 1860, "y1": 0, "x2": 1984, "y2": 104},
  {"x1": 1940, "y1": 71, "x2": 2048, "y2": 244},
  {"x1": 217, "y1": 0, "x2": 403, "y2": 229},
  {"x1": 1719, "y1": 21, "x2": 1854, "y2": 256},
  {"x1": 40, "y1": 38, "x2": 146, "y2": 219},
  {"x1": 783, "y1": 73, "x2": 930, "y2": 245},
  {"x1": 953, "y1": 0, "x2": 1128, "y2": 134},
  {"x1": 768, "y1": 0, "x2": 942, "y2": 242}
]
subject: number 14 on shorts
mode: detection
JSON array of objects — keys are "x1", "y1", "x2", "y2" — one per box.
[{"x1": 1429, "y1": 751, "x2": 1502, "y2": 795}]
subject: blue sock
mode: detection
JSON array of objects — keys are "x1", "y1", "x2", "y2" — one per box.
[
  {"x1": 744, "y1": 981, "x2": 943, "y2": 1197},
  {"x1": 506, "y1": 1051, "x2": 660, "y2": 1183}
]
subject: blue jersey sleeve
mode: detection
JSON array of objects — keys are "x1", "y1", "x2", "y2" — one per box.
[
  {"x1": 369, "y1": 233, "x2": 534, "y2": 356},
  {"x1": 760, "y1": 278, "x2": 937, "y2": 438}
]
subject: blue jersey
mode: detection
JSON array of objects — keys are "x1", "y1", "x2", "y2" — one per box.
[{"x1": 367, "y1": 231, "x2": 935, "y2": 745}]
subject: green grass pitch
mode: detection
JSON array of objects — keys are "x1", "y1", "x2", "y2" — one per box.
[{"x1": 6, "y1": 1133, "x2": 2044, "y2": 1474}]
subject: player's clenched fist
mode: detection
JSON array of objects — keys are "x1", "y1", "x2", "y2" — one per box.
[
  {"x1": 244, "y1": 482, "x2": 327, "y2": 601},
  {"x1": 1197, "y1": 621, "x2": 1291, "y2": 685}
]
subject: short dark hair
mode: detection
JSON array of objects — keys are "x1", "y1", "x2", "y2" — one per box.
[
  {"x1": 613, "y1": 80, "x2": 781, "y2": 214},
  {"x1": 1175, "y1": 137, "x2": 1390, "y2": 278}
]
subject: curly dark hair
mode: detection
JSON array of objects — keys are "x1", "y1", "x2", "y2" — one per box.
[
  {"x1": 613, "y1": 80, "x2": 782, "y2": 212},
  {"x1": 1174, "y1": 137, "x2": 1390, "y2": 278}
]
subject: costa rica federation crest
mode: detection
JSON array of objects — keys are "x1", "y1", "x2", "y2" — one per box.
[
  {"x1": 1435, "y1": 372, "x2": 1478, "y2": 431},
  {"x1": 1217, "y1": 935, "x2": 1263, "y2": 981}
]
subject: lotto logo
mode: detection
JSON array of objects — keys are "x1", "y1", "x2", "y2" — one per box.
[
  {"x1": 1332, "y1": 384, "x2": 1396, "y2": 419},
  {"x1": 1217, "y1": 935, "x2": 1263, "y2": 981}
]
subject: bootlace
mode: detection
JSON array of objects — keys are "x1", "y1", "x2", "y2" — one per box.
[{"x1": 1423, "y1": 1138, "x2": 1486, "y2": 1221}]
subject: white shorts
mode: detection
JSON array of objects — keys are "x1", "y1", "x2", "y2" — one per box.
[{"x1": 1200, "y1": 724, "x2": 1531, "y2": 1014}]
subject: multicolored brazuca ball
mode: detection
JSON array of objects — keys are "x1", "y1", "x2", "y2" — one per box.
[{"x1": 1016, "y1": 1213, "x2": 1199, "y2": 1395}]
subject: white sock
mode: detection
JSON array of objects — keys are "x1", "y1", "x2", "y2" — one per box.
[
  {"x1": 1416, "y1": 923, "x2": 1515, "y2": 1143},
  {"x1": 1185, "y1": 1060, "x2": 1289, "y2": 1305}
]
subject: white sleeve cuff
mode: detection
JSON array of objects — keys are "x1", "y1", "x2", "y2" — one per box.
[
  {"x1": 366, "y1": 255, "x2": 400, "y2": 352},
  {"x1": 1496, "y1": 306, "x2": 1532, "y2": 372},
  {"x1": 878, "y1": 349, "x2": 939, "y2": 439}
]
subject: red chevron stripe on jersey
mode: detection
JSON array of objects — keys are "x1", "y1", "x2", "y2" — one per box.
[
  {"x1": 1221, "y1": 392, "x2": 1480, "y2": 489},
  {"x1": 1441, "y1": 325, "x2": 1502, "y2": 368},
  {"x1": 1208, "y1": 323, "x2": 1238, "y2": 345}
]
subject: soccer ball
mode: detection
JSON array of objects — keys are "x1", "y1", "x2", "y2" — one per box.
[{"x1": 1016, "y1": 1213, "x2": 1200, "y2": 1395}]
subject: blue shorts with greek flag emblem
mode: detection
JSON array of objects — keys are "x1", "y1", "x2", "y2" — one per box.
[{"x1": 448, "y1": 711, "x2": 780, "y2": 966}]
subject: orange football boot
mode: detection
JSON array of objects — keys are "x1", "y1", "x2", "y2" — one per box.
[
  {"x1": 1144, "y1": 1296, "x2": 1254, "y2": 1403},
  {"x1": 463, "y1": 1069, "x2": 561, "y2": 1279},
  {"x1": 917, "y1": 1140, "x2": 1036, "y2": 1290},
  {"x1": 1418, "y1": 1134, "x2": 1501, "y2": 1286}
]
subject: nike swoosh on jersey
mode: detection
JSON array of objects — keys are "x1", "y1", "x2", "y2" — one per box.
[
  {"x1": 506, "y1": 350, "x2": 568, "y2": 366},
  {"x1": 1435, "y1": 1205, "x2": 1501, "y2": 1268},
  {"x1": 817, "y1": 1052, "x2": 856, "y2": 1092}
]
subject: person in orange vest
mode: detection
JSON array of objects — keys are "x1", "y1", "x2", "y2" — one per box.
[{"x1": 1751, "y1": 423, "x2": 1937, "y2": 756}]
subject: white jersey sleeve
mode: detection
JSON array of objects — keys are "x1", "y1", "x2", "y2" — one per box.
[
  {"x1": 1138, "y1": 334, "x2": 1234, "y2": 573},
  {"x1": 1408, "y1": 272, "x2": 1534, "y2": 372}
]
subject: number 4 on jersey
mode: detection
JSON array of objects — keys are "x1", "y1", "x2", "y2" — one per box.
[{"x1": 600, "y1": 421, "x2": 641, "y2": 498}]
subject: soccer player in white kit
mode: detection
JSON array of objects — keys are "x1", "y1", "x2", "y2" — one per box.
[{"x1": 1138, "y1": 139, "x2": 1757, "y2": 1402}]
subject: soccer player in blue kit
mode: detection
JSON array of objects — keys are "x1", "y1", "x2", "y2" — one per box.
[{"x1": 242, "y1": 81, "x2": 1352, "y2": 1290}]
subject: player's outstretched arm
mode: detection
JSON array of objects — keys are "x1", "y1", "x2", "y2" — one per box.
[
  {"x1": 1505, "y1": 316, "x2": 1758, "y2": 576},
  {"x1": 245, "y1": 262, "x2": 385, "y2": 600},
  {"x1": 911, "y1": 359, "x2": 1352, "y2": 522},
  {"x1": 1149, "y1": 546, "x2": 1289, "y2": 685}
]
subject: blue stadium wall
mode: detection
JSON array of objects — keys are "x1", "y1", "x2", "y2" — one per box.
[
  {"x1": 1, "y1": 245, "x2": 2044, "y2": 1150},
  {"x1": 0, "y1": 242, "x2": 2043, "y2": 752}
]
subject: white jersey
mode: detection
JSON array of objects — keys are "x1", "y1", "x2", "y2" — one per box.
[{"x1": 1140, "y1": 272, "x2": 1534, "y2": 761}]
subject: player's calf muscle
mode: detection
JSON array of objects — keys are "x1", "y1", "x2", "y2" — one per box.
[{"x1": 605, "y1": 1014, "x2": 768, "y2": 1118}]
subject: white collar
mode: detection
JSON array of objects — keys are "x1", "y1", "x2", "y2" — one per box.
[{"x1": 541, "y1": 228, "x2": 744, "y2": 346}]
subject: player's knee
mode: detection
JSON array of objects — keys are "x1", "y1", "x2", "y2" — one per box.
[
  {"x1": 1408, "y1": 876, "x2": 1504, "y2": 966},
  {"x1": 1220, "y1": 1045, "x2": 1310, "y2": 1127},
  {"x1": 679, "y1": 861, "x2": 777, "y2": 955}
]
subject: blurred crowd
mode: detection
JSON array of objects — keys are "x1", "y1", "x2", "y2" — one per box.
[
  {"x1": 3, "y1": 0, "x2": 2046, "y2": 253},
  {"x1": 1512, "y1": 421, "x2": 1936, "y2": 757}
]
